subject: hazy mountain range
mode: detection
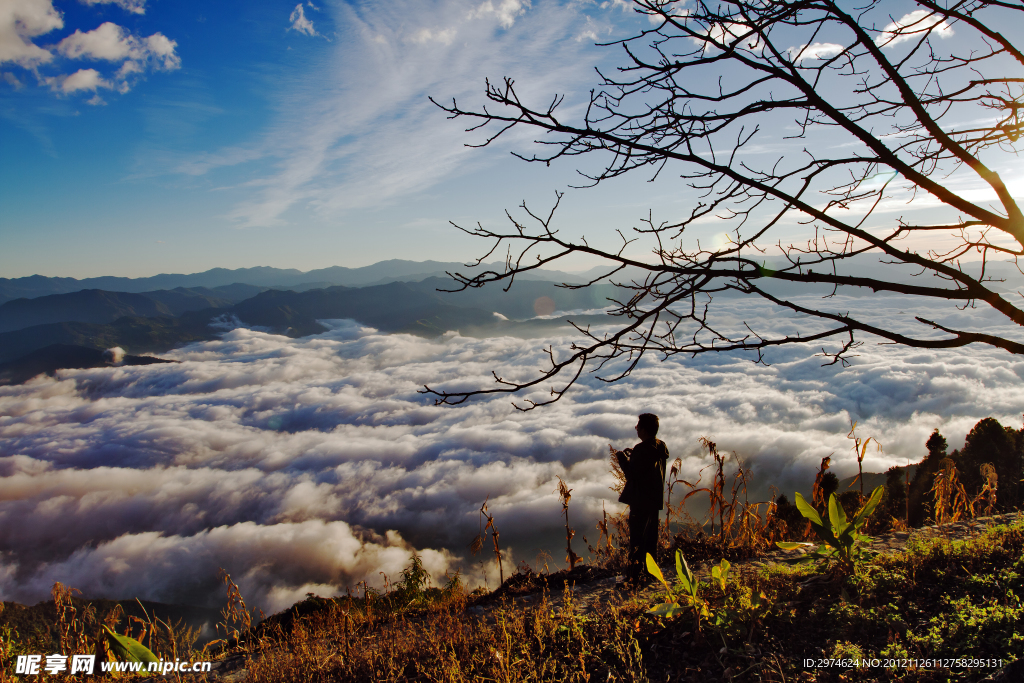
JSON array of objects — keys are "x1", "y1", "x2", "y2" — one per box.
[
  {"x1": 0, "y1": 260, "x2": 621, "y2": 382},
  {"x1": 3, "y1": 256, "x2": 1022, "y2": 383},
  {"x1": 0, "y1": 260, "x2": 598, "y2": 305}
]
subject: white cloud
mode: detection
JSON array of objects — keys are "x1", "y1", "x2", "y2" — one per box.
[
  {"x1": 601, "y1": 0, "x2": 631, "y2": 11},
  {"x1": 692, "y1": 21, "x2": 762, "y2": 52},
  {"x1": 2, "y1": 520, "x2": 455, "y2": 613},
  {"x1": 643, "y1": 1, "x2": 688, "y2": 25},
  {"x1": 58, "y1": 22, "x2": 133, "y2": 61},
  {"x1": 57, "y1": 22, "x2": 180, "y2": 71},
  {"x1": 472, "y1": 0, "x2": 530, "y2": 29},
  {"x1": 50, "y1": 22, "x2": 178, "y2": 95},
  {"x1": 80, "y1": 0, "x2": 147, "y2": 15},
  {"x1": 46, "y1": 67, "x2": 111, "y2": 93},
  {"x1": 141, "y1": 32, "x2": 181, "y2": 70},
  {"x1": 876, "y1": 9, "x2": 953, "y2": 48},
  {"x1": 2, "y1": 300, "x2": 1022, "y2": 610},
  {"x1": 0, "y1": 0, "x2": 63, "y2": 68},
  {"x1": 410, "y1": 27, "x2": 458, "y2": 45},
  {"x1": 787, "y1": 42, "x2": 844, "y2": 64},
  {"x1": 289, "y1": 4, "x2": 318, "y2": 37},
  {"x1": 2, "y1": 71, "x2": 24, "y2": 88},
  {"x1": 0, "y1": 0, "x2": 176, "y2": 100}
]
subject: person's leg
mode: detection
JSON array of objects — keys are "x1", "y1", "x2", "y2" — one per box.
[
  {"x1": 640, "y1": 509, "x2": 659, "y2": 580},
  {"x1": 627, "y1": 509, "x2": 644, "y2": 582}
]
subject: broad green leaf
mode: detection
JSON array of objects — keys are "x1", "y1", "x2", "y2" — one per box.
[
  {"x1": 794, "y1": 492, "x2": 824, "y2": 527},
  {"x1": 711, "y1": 559, "x2": 731, "y2": 590},
  {"x1": 675, "y1": 550, "x2": 697, "y2": 595},
  {"x1": 828, "y1": 494, "x2": 850, "y2": 538},
  {"x1": 851, "y1": 485, "x2": 885, "y2": 530},
  {"x1": 677, "y1": 550, "x2": 695, "y2": 585},
  {"x1": 775, "y1": 541, "x2": 813, "y2": 550},
  {"x1": 646, "y1": 553, "x2": 671, "y2": 593},
  {"x1": 648, "y1": 601, "x2": 684, "y2": 618},
  {"x1": 103, "y1": 625, "x2": 159, "y2": 667}
]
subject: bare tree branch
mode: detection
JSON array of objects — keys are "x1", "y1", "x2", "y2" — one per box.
[{"x1": 422, "y1": 0, "x2": 1024, "y2": 409}]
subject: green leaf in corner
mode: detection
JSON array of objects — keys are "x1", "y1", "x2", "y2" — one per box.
[{"x1": 103, "y1": 624, "x2": 159, "y2": 667}]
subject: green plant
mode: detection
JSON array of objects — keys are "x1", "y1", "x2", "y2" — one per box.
[
  {"x1": 645, "y1": 551, "x2": 711, "y2": 634},
  {"x1": 101, "y1": 625, "x2": 160, "y2": 670},
  {"x1": 776, "y1": 485, "x2": 884, "y2": 573}
]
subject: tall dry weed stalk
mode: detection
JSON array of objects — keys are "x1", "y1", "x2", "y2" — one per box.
[
  {"x1": 681, "y1": 438, "x2": 731, "y2": 544},
  {"x1": 556, "y1": 476, "x2": 581, "y2": 570},
  {"x1": 215, "y1": 569, "x2": 262, "y2": 655},
  {"x1": 471, "y1": 497, "x2": 504, "y2": 586},
  {"x1": 51, "y1": 582, "x2": 97, "y2": 658},
  {"x1": 975, "y1": 463, "x2": 999, "y2": 516},
  {"x1": 665, "y1": 457, "x2": 683, "y2": 534},
  {"x1": 847, "y1": 421, "x2": 881, "y2": 498},
  {"x1": 930, "y1": 458, "x2": 974, "y2": 526},
  {"x1": 675, "y1": 438, "x2": 777, "y2": 555}
]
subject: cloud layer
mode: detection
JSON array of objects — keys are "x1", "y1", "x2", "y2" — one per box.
[{"x1": 2, "y1": 297, "x2": 1023, "y2": 613}]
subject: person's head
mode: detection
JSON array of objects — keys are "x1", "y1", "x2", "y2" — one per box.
[{"x1": 636, "y1": 413, "x2": 659, "y2": 442}]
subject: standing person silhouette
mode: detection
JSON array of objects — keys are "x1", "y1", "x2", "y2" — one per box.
[{"x1": 615, "y1": 413, "x2": 669, "y2": 587}]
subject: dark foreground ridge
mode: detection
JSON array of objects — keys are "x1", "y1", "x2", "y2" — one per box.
[{"x1": 0, "y1": 344, "x2": 177, "y2": 386}]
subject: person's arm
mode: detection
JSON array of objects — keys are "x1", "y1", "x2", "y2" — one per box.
[{"x1": 616, "y1": 448, "x2": 633, "y2": 477}]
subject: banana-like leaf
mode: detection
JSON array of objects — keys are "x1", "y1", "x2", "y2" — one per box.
[
  {"x1": 793, "y1": 492, "x2": 823, "y2": 527},
  {"x1": 851, "y1": 485, "x2": 885, "y2": 530},
  {"x1": 647, "y1": 601, "x2": 685, "y2": 618},
  {"x1": 711, "y1": 559, "x2": 731, "y2": 590},
  {"x1": 103, "y1": 625, "x2": 159, "y2": 667},
  {"x1": 675, "y1": 550, "x2": 696, "y2": 594},
  {"x1": 776, "y1": 541, "x2": 813, "y2": 550},
  {"x1": 828, "y1": 494, "x2": 850, "y2": 538},
  {"x1": 795, "y1": 492, "x2": 839, "y2": 546},
  {"x1": 646, "y1": 553, "x2": 671, "y2": 594}
]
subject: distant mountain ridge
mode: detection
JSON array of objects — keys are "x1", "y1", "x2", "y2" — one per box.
[
  {"x1": 0, "y1": 275, "x2": 622, "y2": 368},
  {"x1": 0, "y1": 260, "x2": 594, "y2": 304}
]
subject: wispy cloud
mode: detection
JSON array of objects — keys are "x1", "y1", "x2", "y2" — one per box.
[
  {"x1": 288, "y1": 4, "x2": 319, "y2": 37},
  {"x1": 175, "y1": 0, "x2": 601, "y2": 228},
  {"x1": 876, "y1": 9, "x2": 953, "y2": 48},
  {"x1": 787, "y1": 42, "x2": 845, "y2": 64},
  {"x1": 80, "y1": 0, "x2": 147, "y2": 15}
]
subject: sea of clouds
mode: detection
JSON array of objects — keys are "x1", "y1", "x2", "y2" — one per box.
[{"x1": 3, "y1": 293, "x2": 1024, "y2": 613}]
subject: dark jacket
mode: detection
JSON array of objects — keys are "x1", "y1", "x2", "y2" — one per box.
[{"x1": 617, "y1": 439, "x2": 669, "y2": 510}]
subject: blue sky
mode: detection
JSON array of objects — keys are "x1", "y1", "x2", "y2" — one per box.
[
  {"x1": 2, "y1": 0, "x2": 658, "y2": 278},
  {"x1": 2, "y1": 0, "x2": 1022, "y2": 279}
]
